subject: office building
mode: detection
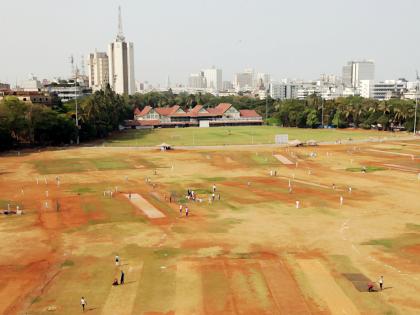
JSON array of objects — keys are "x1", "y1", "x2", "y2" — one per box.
[
  {"x1": 44, "y1": 79, "x2": 91, "y2": 103},
  {"x1": 108, "y1": 7, "x2": 136, "y2": 95},
  {"x1": 269, "y1": 82, "x2": 298, "y2": 100},
  {"x1": 234, "y1": 69, "x2": 255, "y2": 91},
  {"x1": 87, "y1": 51, "x2": 109, "y2": 91},
  {"x1": 188, "y1": 72, "x2": 206, "y2": 89},
  {"x1": 256, "y1": 73, "x2": 270, "y2": 89},
  {"x1": 342, "y1": 60, "x2": 375, "y2": 88},
  {"x1": 203, "y1": 67, "x2": 222, "y2": 91},
  {"x1": 22, "y1": 75, "x2": 42, "y2": 92}
]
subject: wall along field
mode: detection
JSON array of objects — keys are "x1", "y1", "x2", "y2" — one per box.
[{"x1": 0, "y1": 135, "x2": 420, "y2": 314}]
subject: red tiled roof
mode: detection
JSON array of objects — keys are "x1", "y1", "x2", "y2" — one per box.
[
  {"x1": 186, "y1": 105, "x2": 219, "y2": 117},
  {"x1": 239, "y1": 109, "x2": 261, "y2": 118},
  {"x1": 214, "y1": 103, "x2": 232, "y2": 114},
  {"x1": 155, "y1": 105, "x2": 184, "y2": 116},
  {"x1": 135, "y1": 106, "x2": 152, "y2": 116}
]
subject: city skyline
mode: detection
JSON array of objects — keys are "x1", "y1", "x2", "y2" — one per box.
[{"x1": 1, "y1": 0, "x2": 420, "y2": 86}]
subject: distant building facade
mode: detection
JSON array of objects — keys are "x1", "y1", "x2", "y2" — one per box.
[
  {"x1": 88, "y1": 51, "x2": 109, "y2": 91},
  {"x1": 108, "y1": 7, "x2": 135, "y2": 95},
  {"x1": 342, "y1": 60, "x2": 375, "y2": 88},
  {"x1": 128, "y1": 103, "x2": 262, "y2": 128},
  {"x1": 203, "y1": 67, "x2": 222, "y2": 91},
  {"x1": 44, "y1": 79, "x2": 91, "y2": 103},
  {"x1": 22, "y1": 75, "x2": 42, "y2": 92}
]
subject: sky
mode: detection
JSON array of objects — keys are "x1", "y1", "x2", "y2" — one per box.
[{"x1": 1, "y1": 0, "x2": 419, "y2": 86}]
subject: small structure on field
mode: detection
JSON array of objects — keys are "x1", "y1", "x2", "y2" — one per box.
[
  {"x1": 157, "y1": 143, "x2": 172, "y2": 151},
  {"x1": 288, "y1": 139, "x2": 303, "y2": 147}
]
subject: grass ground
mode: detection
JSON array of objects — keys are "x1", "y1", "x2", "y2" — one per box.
[
  {"x1": 0, "y1": 132, "x2": 419, "y2": 314},
  {"x1": 104, "y1": 126, "x2": 408, "y2": 147}
]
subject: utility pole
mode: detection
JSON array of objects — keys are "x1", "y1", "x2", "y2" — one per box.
[
  {"x1": 75, "y1": 74, "x2": 79, "y2": 145},
  {"x1": 415, "y1": 84, "x2": 418, "y2": 136},
  {"x1": 321, "y1": 95, "x2": 324, "y2": 128},
  {"x1": 265, "y1": 85, "x2": 269, "y2": 125},
  {"x1": 71, "y1": 55, "x2": 79, "y2": 144}
]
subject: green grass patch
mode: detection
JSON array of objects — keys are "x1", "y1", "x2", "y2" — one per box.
[
  {"x1": 362, "y1": 239, "x2": 394, "y2": 248},
  {"x1": 105, "y1": 126, "x2": 404, "y2": 147},
  {"x1": 406, "y1": 223, "x2": 420, "y2": 231},
  {"x1": 203, "y1": 177, "x2": 227, "y2": 182},
  {"x1": 346, "y1": 166, "x2": 386, "y2": 173},
  {"x1": 31, "y1": 157, "x2": 135, "y2": 174},
  {"x1": 361, "y1": 233, "x2": 420, "y2": 251},
  {"x1": 61, "y1": 259, "x2": 75, "y2": 268},
  {"x1": 71, "y1": 186, "x2": 95, "y2": 195}
]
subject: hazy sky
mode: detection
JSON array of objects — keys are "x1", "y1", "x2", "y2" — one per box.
[{"x1": 1, "y1": 0, "x2": 419, "y2": 86}]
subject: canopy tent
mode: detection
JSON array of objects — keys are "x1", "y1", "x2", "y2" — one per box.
[
  {"x1": 306, "y1": 139, "x2": 318, "y2": 146},
  {"x1": 288, "y1": 139, "x2": 303, "y2": 147},
  {"x1": 157, "y1": 143, "x2": 172, "y2": 150}
]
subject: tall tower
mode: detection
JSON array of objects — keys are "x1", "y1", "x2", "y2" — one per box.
[{"x1": 108, "y1": 6, "x2": 136, "y2": 95}]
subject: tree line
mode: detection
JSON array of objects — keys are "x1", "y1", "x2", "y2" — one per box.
[
  {"x1": 1, "y1": 88, "x2": 418, "y2": 151},
  {"x1": 0, "y1": 85, "x2": 131, "y2": 151},
  {"x1": 129, "y1": 91, "x2": 419, "y2": 131}
]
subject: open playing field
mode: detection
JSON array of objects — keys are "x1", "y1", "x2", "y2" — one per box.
[
  {"x1": 1, "y1": 130, "x2": 420, "y2": 314},
  {"x1": 104, "y1": 126, "x2": 410, "y2": 147}
]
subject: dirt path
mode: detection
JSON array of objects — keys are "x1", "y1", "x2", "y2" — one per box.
[
  {"x1": 298, "y1": 259, "x2": 359, "y2": 315},
  {"x1": 274, "y1": 155, "x2": 294, "y2": 165},
  {"x1": 259, "y1": 260, "x2": 312, "y2": 315},
  {"x1": 367, "y1": 149, "x2": 416, "y2": 157},
  {"x1": 175, "y1": 261, "x2": 203, "y2": 315},
  {"x1": 101, "y1": 263, "x2": 143, "y2": 315},
  {"x1": 124, "y1": 193, "x2": 165, "y2": 218}
]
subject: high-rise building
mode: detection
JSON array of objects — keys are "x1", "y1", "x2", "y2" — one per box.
[
  {"x1": 269, "y1": 82, "x2": 297, "y2": 100},
  {"x1": 188, "y1": 72, "x2": 206, "y2": 89},
  {"x1": 234, "y1": 69, "x2": 255, "y2": 91},
  {"x1": 87, "y1": 52, "x2": 109, "y2": 91},
  {"x1": 108, "y1": 7, "x2": 136, "y2": 95},
  {"x1": 342, "y1": 60, "x2": 375, "y2": 88},
  {"x1": 203, "y1": 67, "x2": 222, "y2": 91},
  {"x1": 256, "y1": 73, "x2": 270, "y2": 89}
]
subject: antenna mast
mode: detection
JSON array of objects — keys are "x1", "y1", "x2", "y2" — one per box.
[
  {"x1": 70, "y1": 55, "x2": 75, "y2": 77},
  {"x1": 116, "y1": 6, "x2": 125, "y2": 42}
]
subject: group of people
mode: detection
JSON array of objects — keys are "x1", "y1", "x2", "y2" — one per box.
[
  {"x1": 80, "y1": 255, "x2": 127, "y2": 312},
  {"x1": 179, "y1": 204, "x2": 189, "y2": 217},
  {"x1": 368, "y1": 276, "x2": 384, "y2": 292}
]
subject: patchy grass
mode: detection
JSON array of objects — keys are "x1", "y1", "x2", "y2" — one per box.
[
  {"x1": 361, "y1": 233, "x2": 420, "y2": 251},
  {"x1": 105, "y1": 126, "x2": 403, "y2": 147},
  {"x1": 346, "y1": 166, "x2": 386, "y2": 173},
  {"x1": 71, "y1": 186, "x2": 96, "y2": 195},
  {"x1": 31, "y1": 157, "x2": 135, "y2": 174},
  {"x1": 203, "y1": 177, "x2": 227, "y2": 182},
  {"x1": 406, "y1": 223, "x2": 420, "y2": 231},
  {"x1": 61, "y1": 260, "x2": 75, "y2": 268}
]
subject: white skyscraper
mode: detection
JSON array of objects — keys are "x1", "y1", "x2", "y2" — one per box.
[
  {"x1": 108, "y1": 7, "x2": 136, "y2": 95},
  {"x1": 234, "y1": 69, "x2": 255, "y2": 91},
  {"x1": 87, "y1": 51, "x2": 109, "y2": 91},
  {"x1": 203, "y1": 67, "x2": 222, "y2": 91},
  {"x1": 342, "y1": 60, "x2": 375, "y2": 88}
]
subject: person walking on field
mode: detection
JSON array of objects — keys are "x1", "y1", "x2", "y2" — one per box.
[
  {"x1": 185, "y1": 206, "x2": 189, "y2": 217},
  {"x1": 378, "y1": 276, "x2": 384, "y2": 290},
  {"x1": 179, "y1": 204, "x2": 183, "y2": 216},
  {"x1": 80, "y1": 297, "x2": 87, "y2": 312},
  {"x1": 115, "y1": 255, "x2": 120, "y2": 266},
  {"x1": 120, "y1": 270, "x2": 125, "y2": 285}
]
